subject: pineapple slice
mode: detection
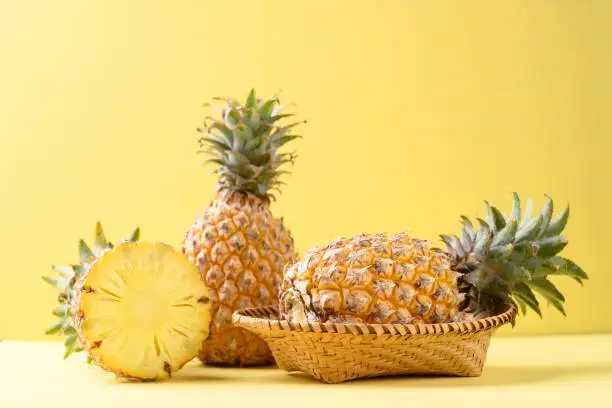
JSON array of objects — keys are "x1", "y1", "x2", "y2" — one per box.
[{"x1": 73, "y1": 241, "x2": 211, "y2": 380}]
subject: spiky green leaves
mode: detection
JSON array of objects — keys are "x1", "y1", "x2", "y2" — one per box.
[
  {"x1": 443, "y1": 193, "x2": 587, "y2": 320},
  {"x1": 43, "y1": 222, "x2": 140, "y2": 360},
  {"x1": 197, "y1": 89, "x2": 305, "y2": 200}
]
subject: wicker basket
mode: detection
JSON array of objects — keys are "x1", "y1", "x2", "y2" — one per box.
[{"x1": 232, "y1": 305, "x2": 517, "y2": 383}]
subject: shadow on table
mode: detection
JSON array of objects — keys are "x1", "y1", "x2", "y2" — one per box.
[
  {"x1": 322, "y1": 364, "x2": 612, "y2": 388},
  {"x1": 121, "y1": 362, "x2": 612, "y2": 387}
]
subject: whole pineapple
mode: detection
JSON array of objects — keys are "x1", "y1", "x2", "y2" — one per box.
[
  {"x1": 183, "y1": 89, "x2": 303, "y2": 365},
  {"x1": 280, "y1": 194, "x2": 587, "y2": 324}
]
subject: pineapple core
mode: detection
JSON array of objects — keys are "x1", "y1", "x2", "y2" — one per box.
[{"x1": 76, "y1": 242, "x2": 211, "y2": 380}]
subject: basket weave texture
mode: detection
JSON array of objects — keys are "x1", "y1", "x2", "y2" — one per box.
[{"x1": 233, "y1": 305, "x2": 516, "y2": 383}]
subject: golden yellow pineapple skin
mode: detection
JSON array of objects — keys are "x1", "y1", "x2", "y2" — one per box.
[
  {"x1": 183, "y1": 190, "x2": 296, "y2": 365},
  {"x1": 280, "y1": 232, "x2": 462, "y2": 325}
]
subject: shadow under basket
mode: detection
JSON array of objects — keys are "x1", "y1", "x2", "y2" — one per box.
[{"x1": 233, "y1": 305, "x2": 517, "y2": 384}]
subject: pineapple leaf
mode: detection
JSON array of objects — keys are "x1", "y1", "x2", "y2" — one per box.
[
  {"x1": 461, "y1": 216, "x2": 476, "y2": 238},
  {"x1": 224, "y1": 109, "x2": 241, "y2": 129},
  {"x1": 245, "y1": 88, "x2": 258, "y2": 109},
  {"x1": 519, "y1": 198, "x2": 534, "y2": 228},
  {"x1": 485, "y1": 202, "x2": 505, "y2": 231},
  {"x1": 537, "y1": 197, "x2": 554, "y2": 238},
  {"x1": 205, "y1": 158, "x2": 225, "y2": 167},
  {"x1": 52, "y1": 265, "x2": 75, "y2": 278},
  {"x1": 52, "y1": 305, "x2": 69, "y2": 317},
  {"x1": 450, "y1": 235, "x2": 466, "y2": 256},
  {"x1": 72, "y1": 264, "x2": 85, "y2": 277},
  {"x1": 491, "y1": 206, "x2": 507, "y2": 231},
  {"x1": 271, "y1": 104, "x2": 287, "y2": 117},
  {"x1": 127, "y1": 227, "x2": 140, "y2": 242},
  {"x1": 535, "y1": 236, "x2": 568, "y2": 258},
  {"x1": 441, "y1": 234, "x2": 463, "y2": 256},
  {"x1": 258, "y1": 98, "x2": 277, "y2": 119},
  {"x1": 510, "y1": 192, "x2": 521, "y2": 222},
  {"x1": 208, "y1": 123, "x2": 234, "y2": 146},
  {"x1": 209, "y1": 131, "x2": 234, "y2": 149},
  {"x1": 79, "y1": 240, "x2": 94, "y2": 265},
  {"x1": 512, "y1": 282, "x2": 542, "y2": 318},
  {"x1": 475, "y1": 218, "x2": 491, "y2": 234},
  {"x1": 542, "y1": 205, "x2": 570, "y2": 238},
  {"x1": 244, "y1": 109, "x2": 261, "y2": 130},
  {"x1": 274, "y1": 135, "x2": 303, "y2": 148},
  {"x1": 514, "y1": 214, "x2": 543, "y2": 244},
  {"x1": 201, "y1": 137, "x2": 231, "y2": 152},
  {"x1": 491, "y1": 220, "x2": 518, "y2": 247},
  {"x1": 268, "y1": 113, "x2": 296, "y2": 123},
  {"x1": 489, "y1": 244, "x2": 514, "y2": 261},
  {"x1": 530, "y1": 277, "x2": 566, "y2": 303},
  {"x1": 232, "y1": 126, "x2": 252, "y2": 151},
  {"x1": 546, "y1": 297, "x2": 567, "y2": 316},
  {"x1": 94, "y1": 222, "x2": 109, "y2": 255},
  {"x1": 465, "y1": 269, "x2": 491, "y2": 288},
  {"x1": 515, "y1": 297, "x2": 528, "y2": 315},
  {"x1": 64, "y1": 334, "x2": 77, "y2": 347},
  {"x1": 440, "y1": 234, "x2": 453, "y2": 252},
  {"x1": 63, "y1": 335, "x2": 78, "y2": 359},
  {"x1": 546, "y1": 257, "x2": 588, "y2": 280},
  {"x1": 249, "y1": 153, "x2": 271, "y2": 167},
  {"x1": 473, "y1": 230, "x2": 491, "y2": 257},
  {"x1": 42, "y1": 276, "x2": 69, "y2": 291},
  {"x1": 45, "y1": 321, "x2": 63, "y2": 335},
  {"x1": 501, "y1": 263, "x2": 531, "y2": 282}
]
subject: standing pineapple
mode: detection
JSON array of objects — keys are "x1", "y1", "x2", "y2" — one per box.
[
  {"x1": 280, "y1": 194, "x2": 587, "y2": 325},
  {"x1": 183, "y1": 89, "x2": 303, "y2": 366}
]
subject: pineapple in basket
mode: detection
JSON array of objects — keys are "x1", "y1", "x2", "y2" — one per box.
[
  {"x1": 44, "y1": 223, "x2": 212, "y2": 381},
  {"x1": 183, "y1": 89, "x2": 304, "y2": 365},
  {"x1": 280, "y1": 194, "x2": 587, "y2": 324}
]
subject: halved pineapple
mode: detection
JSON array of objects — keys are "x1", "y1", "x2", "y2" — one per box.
[{"x1": 72, "y1": 241, "x2": 211, "y2": 380}]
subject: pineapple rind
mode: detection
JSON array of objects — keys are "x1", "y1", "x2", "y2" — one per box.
[
  {"x1": 183, "y1": 190, "x2": 296, "y2": 365},
  {"x1": 279, "y1": 232, "x2": 462, "y2": 325},
  {"x1": 73, "y1": 242, "x2": 211, "y2": 380}
]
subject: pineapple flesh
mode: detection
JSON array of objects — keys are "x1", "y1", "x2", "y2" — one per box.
[
  {"x1": 183, "y1": 89, "x2": 303, "y2": 365},
  {"x1": 72, "y1": 242, "x2": 212, "y2": 380},
  {"x1": 280, "y1": 194, "x2": 587, "y2": 324}
]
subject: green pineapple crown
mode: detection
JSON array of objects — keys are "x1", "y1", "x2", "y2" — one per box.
[
  {"x1": 197, "y1": 88, "x2": 306, "y2": 200},
  {"x1": 43, "y1": 222, "x2": 140, "y2": 359},
  {"x1": 442, "y1": 193, "x2": 588, "y2": 320}
]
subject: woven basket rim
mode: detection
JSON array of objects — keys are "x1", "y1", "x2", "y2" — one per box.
[{"x1": 233, "y1": 304, "x2": 517, "y2": 336}]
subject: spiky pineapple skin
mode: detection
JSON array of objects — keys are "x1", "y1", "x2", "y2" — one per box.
[
  {"x1": 183, "y1": 190, "x2": 296, "y2": 365},
  {"x1": 279, "y1": 232, "x2": 463, "y2": 325}
]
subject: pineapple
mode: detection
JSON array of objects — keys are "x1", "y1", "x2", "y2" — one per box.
[
  {"x1": 44, "y1": 223, "x2": 212, "y2": 380},
  {"x1": 43, "y1": 222, "x2": 140, "y2": 359},
  {"x1": 280, "y1": 194, "x2": 588, "y2": 324},
  {"x1": 183, "y1": 89, "x2": 303, "y2": 365}
]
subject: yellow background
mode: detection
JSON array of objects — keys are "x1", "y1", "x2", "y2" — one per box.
[{"x1": 1, "y1": 0, "x2": 611, "y2": 340}]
